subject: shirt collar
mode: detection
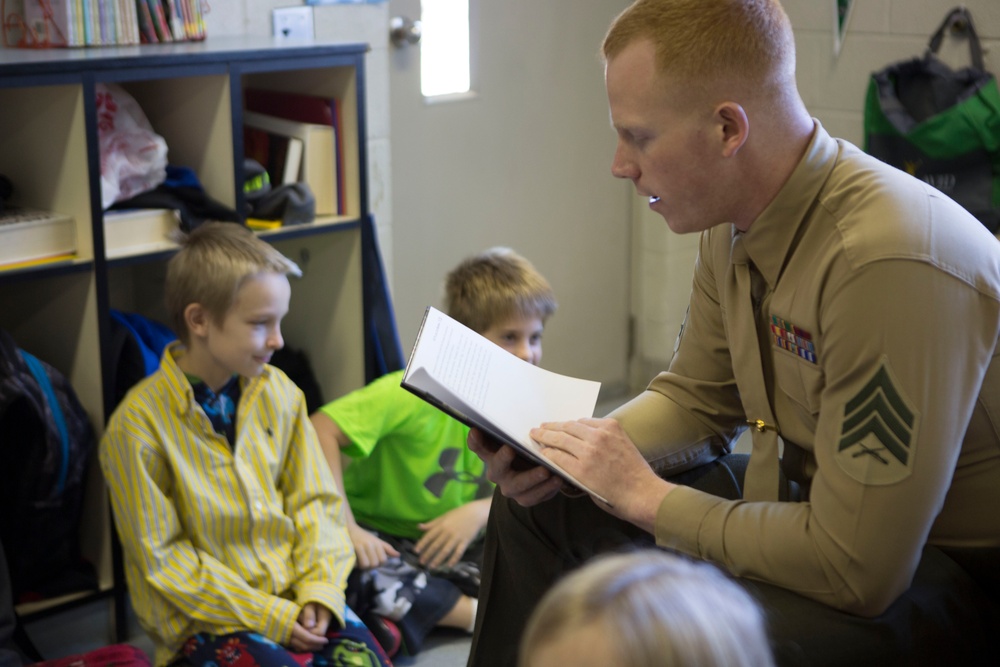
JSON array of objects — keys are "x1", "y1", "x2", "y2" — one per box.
[
  {"x1": 161, "y1": 341, "x2": 267, "y2": 412},
  {"x1": 737, "y1": 120, "x2": 839, "y2": 288}
]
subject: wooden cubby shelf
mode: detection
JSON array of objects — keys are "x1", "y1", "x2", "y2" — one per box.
[{"x1": 0, "y1": 37, "x2": 373, "y2": 640}]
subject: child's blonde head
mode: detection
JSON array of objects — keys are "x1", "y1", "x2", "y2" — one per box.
[
  {"x1": 165, "y1": 222, "x2": 301, "y2": 344},
  {"x1": 520, "y1": 549, "x2": 775, "y2": 667},
  {"x1": 443, "y1": 247, "x2": 557, "y2": 334}
]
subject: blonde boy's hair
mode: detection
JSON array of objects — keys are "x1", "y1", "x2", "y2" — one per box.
[
  {"x1": 602, "y1": 0, "x2": 796, "y2": 102},
  {"x1": 443, "y1": 247, "x2": 557, "y2": 334},
  {"x1": 165, "y1": 222, "x2": 301, "y2": 344},
  {"x1": 519, "y1": 550, "x2": 775, "y2": 667}
]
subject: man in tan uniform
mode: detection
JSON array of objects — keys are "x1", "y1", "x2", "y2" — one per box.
[{"x1": 467, "y1": 1, "x2": 1000, "y2": 665}]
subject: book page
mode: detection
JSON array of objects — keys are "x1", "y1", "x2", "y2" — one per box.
[{"x1": 405, "y1": 307, "x2": 601, "y2": 456}]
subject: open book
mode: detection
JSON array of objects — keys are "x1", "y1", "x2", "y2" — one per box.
[{"x1": 401, "y1": 307, "x2": 608, "y2": 504}]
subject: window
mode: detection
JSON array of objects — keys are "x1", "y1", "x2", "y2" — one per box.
[{"x1": 420, "y1": 0, "x2": 471, "y2": 97}]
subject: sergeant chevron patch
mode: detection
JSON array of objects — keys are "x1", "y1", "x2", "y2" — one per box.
[{"x1": 836, "y1": 359, "x2": 917, "y2": 485}]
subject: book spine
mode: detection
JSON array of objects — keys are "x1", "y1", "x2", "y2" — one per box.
[
  {"x1": 135, "y1": 0, "x2": 158, "y2": 43},
  {"x1": 148, "y1": 0, "x2": 172, "y2": 41}
]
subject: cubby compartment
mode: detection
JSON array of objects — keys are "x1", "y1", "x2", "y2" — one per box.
[
  {"x1": 114, "y1": 74, "x2": 236, "y2": 209},
  {"x1": 0, "y1": 269, "x2": 112, "y2": 614},
  {"x1": 0, "y1": 84, "x2": 94, "y2": 266},
  {"x1": 242, "y1": 64, "x2": 363, "y2": 224}
]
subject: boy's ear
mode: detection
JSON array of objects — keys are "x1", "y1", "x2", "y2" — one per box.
[{"x1": 184, "y1": 303, "x2": 211, "y2": 339}]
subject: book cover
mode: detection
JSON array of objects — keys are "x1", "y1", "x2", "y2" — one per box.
[
  {"x1": 0, "y1": 208, "x2": 76, "y2": 266},
  {"x1": 0, "y1": 252, "x2": 77, "y2": 273},
  {"x1": 244, "y1": 89, "x2": 345, "y2": 214},
  {"x1": 163, "y1": 0, "x2": 184, "y2": 41},
  {"x1": 401, "y1": 306, "x2": 607, "y2": 504},
  {"x1": 243, "y1": 111, "x2": 337, "y2": 216},
  {"x1": 282, "y1": 136, "x2": 305, "y2": 185},
  {"x1": 103, "y1": 208, "x2": 180, "y2": 259},
  {"x1": 121, "y1": 0, "x2": 140, "y2": 44},
  {"x1": 22, "y1": 0, "x2": 75, "y2": 46},
  {"x1": 135, "y1": 0, "x2": 158, "y2": 43},
  {"x1": 146, "y1": 0, "x2": 172, "y2": 41}
]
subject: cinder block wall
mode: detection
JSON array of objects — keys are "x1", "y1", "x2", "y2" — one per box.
[{"x1": 631, "y1": 0, "x2": 1000, "y2": 389}]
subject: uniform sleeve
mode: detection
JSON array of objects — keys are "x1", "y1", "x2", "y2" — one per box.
[
  {"x1": 99, "y1": 410, "x2": 300, "y2": 644},
  {"x1": 614, "y1": 229, "x2": 747, "y2": 473},
  {"x1": 657, "y1": 257, "x2": 1000, "y2": 616},
  {"x1": 280, "y1": 386, "x2": 354, "y2": 628}
]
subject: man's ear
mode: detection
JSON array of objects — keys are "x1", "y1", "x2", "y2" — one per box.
[
  {"x1": 715, "y1": 101, "x2": 749, "y2": 158},
  {"x1": 184, "y1": 303, "x2": 211, "y2": 339}
]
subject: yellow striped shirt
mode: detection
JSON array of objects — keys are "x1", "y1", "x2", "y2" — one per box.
[{"x1": 100, "y1": 343, "x2": 354, "y2": 666}]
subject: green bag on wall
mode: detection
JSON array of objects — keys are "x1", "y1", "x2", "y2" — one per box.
[{"x1": 863, "y1": 6, "x2": 1000, "y2": 232}]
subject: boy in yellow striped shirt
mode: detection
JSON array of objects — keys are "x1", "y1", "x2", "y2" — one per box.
[{"x1": 99, "y1": 222, "x2": 392, "y2": 667}]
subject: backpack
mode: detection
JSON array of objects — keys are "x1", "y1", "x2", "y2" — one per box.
[
  {"x1": 107, "y1": 310, "x2": 176, "y2": 409},
  {"x1": 0, "y1": 329, "x2": 97, "y2": 603}
]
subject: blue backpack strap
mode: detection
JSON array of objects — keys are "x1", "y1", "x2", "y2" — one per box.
[{"x1": 18, "y1": 351, "x2": 69, "y2": 495}]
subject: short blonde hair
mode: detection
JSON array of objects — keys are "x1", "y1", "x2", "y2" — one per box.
[
  {"x1": 165, "y1": 222, "x2": 301, "y2": 344},
  {"x1": 602, "y1": 0, "x2": 796, "y2": 99},
  {"x1": 520, "y1": 550, "x2": 775, "y2": 667},
  {"x1": 443, "y1": 247, "x2": 557, "y2": 334}
]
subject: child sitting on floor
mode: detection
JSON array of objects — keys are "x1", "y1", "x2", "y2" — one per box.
[
  {"x1": 310, "y1": 247, "x2": 557, "y2": 657},
  {"x1": 100, "y1": 222, "x2": 392, "y2": 667}
]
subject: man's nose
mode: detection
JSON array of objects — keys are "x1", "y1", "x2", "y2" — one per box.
[{"x1": 611, "y1": 145, "x2": 637, "y2": 180}]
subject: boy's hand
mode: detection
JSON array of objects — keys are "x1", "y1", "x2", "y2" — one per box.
[
  {"x1": 468, "y1": 428, "x2": 563, "y2": 507},
  {"x1": 415, "y1": 499, "x2": 490, "y2": 568},
  {"x1": 289, "y1": 602, "x2": 333, "y2": 651},
  {"x1": 349, "y1": 523, "x2": 400, "y2": 569}
]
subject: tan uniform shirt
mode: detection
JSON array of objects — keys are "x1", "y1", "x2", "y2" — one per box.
[{"x1": 614, "y1": 123, "x2": 1000, "y2": 616}]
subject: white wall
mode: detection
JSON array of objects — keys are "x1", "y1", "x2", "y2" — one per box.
[{"x1": 630, "y1": 0, "x2": 1000, "y2": 390}]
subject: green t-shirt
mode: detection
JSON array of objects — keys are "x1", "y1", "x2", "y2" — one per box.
[{"x1": 319, "y1": 369, "x2": 493, "y2": 540}]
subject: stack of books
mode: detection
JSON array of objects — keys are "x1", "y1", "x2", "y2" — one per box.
[
  {"x1": 244, "y1": 89, "x2": 346, "y2": 217},
  {"x1": 16, "y1": 0, "x2": 206, "y2": 48}
]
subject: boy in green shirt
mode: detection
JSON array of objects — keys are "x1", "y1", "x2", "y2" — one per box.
[{"x1": 310, "y1": 247, "x2": 557, "y2": 657}]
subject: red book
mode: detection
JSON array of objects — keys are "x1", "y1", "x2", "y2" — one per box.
[{"x1": 244, "y1": 89, "x2": 345, "y2": 215}]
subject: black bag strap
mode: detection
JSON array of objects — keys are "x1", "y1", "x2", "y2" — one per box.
[{"x1": 926, "y1": 6, "x2": 984, "y2": 71}]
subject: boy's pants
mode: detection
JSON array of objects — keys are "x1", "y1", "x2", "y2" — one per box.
[{"x1": 172, "y1": 606, "x2": 392, "y2": 667}]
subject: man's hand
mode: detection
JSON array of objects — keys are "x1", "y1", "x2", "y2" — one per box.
[
  {"x1": 530, "y1": 417, "x2": 672, "y2": 531},
  {"x1": 415, "y1": 499, "x2": 490, "y2": 568},
  {"x1": 348, "y1": 523, "x2": 401, "y2": 569},
  {"x1": 289, "y1": 602, "x2": 333, "y2": 651},
  {"x1": 468, "y1": 428, "x2": 564, "y2": 507}
]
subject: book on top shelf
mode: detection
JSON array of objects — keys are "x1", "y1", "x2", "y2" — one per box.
[
  {"x1": 244, "y1": 88, "x2": 346, "y2": 215},
  {"x1": 22, "y1": 0, "x2": 76, "y2": 47},
  {"x1": 401, "y1": 306, "x2": 608, "y2": 504}
]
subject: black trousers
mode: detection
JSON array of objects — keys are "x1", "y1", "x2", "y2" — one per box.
[{"x1": 467, "y1": 459, "x2": 999, "y2": 667}]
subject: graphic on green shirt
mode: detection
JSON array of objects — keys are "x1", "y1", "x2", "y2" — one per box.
[{"x1": 425, "y1": 448, "x2": 492, "y2": 498}]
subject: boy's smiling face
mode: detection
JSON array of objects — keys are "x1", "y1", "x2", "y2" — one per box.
[
  {"x1": 190, "y1": 271, "x2": 291, "y2": 390},
  {"x1": 480, "y1": 314, "x2": 545, "y2": 366}
]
